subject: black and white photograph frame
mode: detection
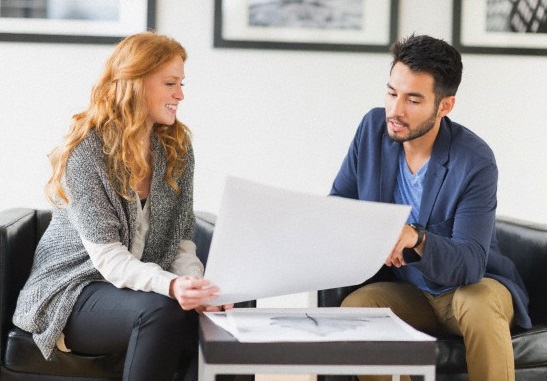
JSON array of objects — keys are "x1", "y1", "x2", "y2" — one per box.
[
  {"x1": 453, "y1": 0, "x2": 547, "y2": 56},
  {"x1": 214, "y1": 0, "x2": 399, "y2": 53},
  {"x1": 0, "y1": 0, "x2": 156, "y2": 44}
]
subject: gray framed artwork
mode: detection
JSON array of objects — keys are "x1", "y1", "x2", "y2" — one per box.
[
  {"x1": 453, "y1": 0, "x2": 547, "y2": 55},
  {"x1": 214, "y1": 0, "x2": 399, "y2": 53},
  {"x1": 0, "y1": 0, "x2": 156, "y2": 44}
]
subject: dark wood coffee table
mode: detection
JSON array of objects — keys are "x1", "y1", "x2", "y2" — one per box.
[{"x1": 199, "y1": 314, "x2": 436, "y2": 381}]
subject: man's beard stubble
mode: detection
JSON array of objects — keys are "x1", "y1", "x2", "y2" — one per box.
[{"x1": 386, "y1": 108, "x2": 438, "y2": 143}]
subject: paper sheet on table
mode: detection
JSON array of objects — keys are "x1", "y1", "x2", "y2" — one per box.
[
  {"x1": 204, "y1": 176, "x2": 411, "y2": 305},
  {"x1": 204, "y1": 308, "x2": 435, "y2": 342}
]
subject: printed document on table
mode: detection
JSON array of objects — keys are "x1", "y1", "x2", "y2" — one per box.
[
  {"x1": 204, "y1": 176, "x2": 411, "y2": 306},
  {"x1": 204, "y1": 308, "x2": 435, "y2": 342}
]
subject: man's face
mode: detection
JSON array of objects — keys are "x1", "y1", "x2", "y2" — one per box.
[{"x1": 385, "y1": 62, "x2": 441, "y2": 143}]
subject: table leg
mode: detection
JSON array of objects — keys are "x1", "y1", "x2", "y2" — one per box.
[
  {"x1": 199, "y1": 346, "x2": 216, "y2": 381},
  {"x1": 422, "y1": 365, "x2": 436, "y2": 381}
]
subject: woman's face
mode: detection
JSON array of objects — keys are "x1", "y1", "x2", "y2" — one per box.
[{"x1": 143, "y1": 55, "x2": 185, "y2": 130}]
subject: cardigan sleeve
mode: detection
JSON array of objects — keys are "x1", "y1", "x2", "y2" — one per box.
[
  {"x1": 170, "y1": 240, "x2": 204, "y2": 278},
  {"x1": 81, "y1": 237, "x2": 175, "y2": 296},
  {"x1": 81, "y1": 238, "x2": 204, "y2": 295},
  {"x1": 64, "y1": 135, "x2": 128, "y2": 245}
]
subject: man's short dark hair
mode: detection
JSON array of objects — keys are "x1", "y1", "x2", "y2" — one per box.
[{"x1": 390, "y1": 34, "x2": 463, "y2": 103}]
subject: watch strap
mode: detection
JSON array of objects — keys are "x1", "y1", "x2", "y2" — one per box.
[{"x1": 408, "y1": 222, "x2": 425, "y2": 248}]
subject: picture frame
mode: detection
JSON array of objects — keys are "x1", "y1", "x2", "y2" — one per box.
[
  {"x1": 453, "y1": 0, "x2": 547, "y2": 56},
  {"x1": 214, "y1": 0, "x2": 399, "y2": 53},
  {"x1": 0, "y1": 0, "x2": 156, "y2": 44}
]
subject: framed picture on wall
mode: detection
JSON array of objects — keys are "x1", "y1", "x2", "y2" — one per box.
[
  {"x1": 214, "y1": 0, "x2": 399, "y2": 53},
  {"x1": 453, "y1": 0, "x2": 547, "y2": 55},
  {"x1": 0, "y1": 0, "x2": 155, "y2": 44}
]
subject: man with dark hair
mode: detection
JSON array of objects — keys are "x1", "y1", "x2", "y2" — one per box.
[{"x1": 332, "y1": 35, "x2": 531, "y2": 381}]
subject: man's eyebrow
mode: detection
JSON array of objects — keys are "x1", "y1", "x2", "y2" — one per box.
[
  {"x1": 407, "y1": 92, "x2": 425, "y2": 99},
  {"x1": 386, "y1": 83, "x2": 425, "y2": 99}
]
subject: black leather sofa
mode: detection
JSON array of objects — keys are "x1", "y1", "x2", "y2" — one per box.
[
  {"x1": 0, "y1": 208, "x2": 255, "y2": 381},
  {"x1": 318, "y1": 216, "x2": 547, "y2": 381}
]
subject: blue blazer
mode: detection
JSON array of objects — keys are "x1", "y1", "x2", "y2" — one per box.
[{"x1": 331, "y1": 107, "x2": 531, "y2": 329}]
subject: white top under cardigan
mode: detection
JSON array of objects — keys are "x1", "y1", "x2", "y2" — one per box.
[
  {"x1": 83, "y1": 198, "x2": 203, "y2": 295},
  {"x1": 57, "y1": 198, "x2": 204, "y2": 352}
]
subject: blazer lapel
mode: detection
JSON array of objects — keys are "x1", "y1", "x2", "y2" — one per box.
[
  {"x1": 380, "y1": 133, "x2": 401, "y2": 203},
  {"x1": 419, "y1": 118, "x2": 451, "y2": 225}
]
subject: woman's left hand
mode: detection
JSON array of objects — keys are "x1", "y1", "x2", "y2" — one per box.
[
  {"x1": 194, "y1": 304, "x2": 234, "y2": 315},
  {"x1": 169, "y1": 276, "x2": 219, "y2": 310}
]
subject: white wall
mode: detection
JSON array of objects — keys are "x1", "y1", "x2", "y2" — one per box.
[{"x1": 1, "y1": 1, "x2": 546, "y2": 307}]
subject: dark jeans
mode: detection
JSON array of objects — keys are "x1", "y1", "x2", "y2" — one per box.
[{"x1": 64, "y1": 282, "x2": 198, "y2": 381}]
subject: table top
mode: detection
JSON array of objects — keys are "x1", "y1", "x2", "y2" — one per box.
[{"x1": 199, "y1": 315, "x2": 436, "y2": 366}]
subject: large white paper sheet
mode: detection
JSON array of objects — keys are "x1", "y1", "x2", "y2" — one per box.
[
  {"x1": 204, "y1": 177, "x2": 410, "y2": 305},
  {"x1": 204, "y1": 308, "x2": 435, "y2": 342}
]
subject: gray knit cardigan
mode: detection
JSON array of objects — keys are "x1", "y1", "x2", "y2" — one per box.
[{"x1": 12, "y1": 130, "x2": 195, "y2": 360}]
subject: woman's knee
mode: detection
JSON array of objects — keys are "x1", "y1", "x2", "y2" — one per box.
[
  {"x1": 134, "y1": 293, "x2": 186, "y2": 327},
  {"x1": 132, "y1": 292, "x2": 198, "y2": 350}
]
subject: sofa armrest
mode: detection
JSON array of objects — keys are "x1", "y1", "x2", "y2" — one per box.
[
  {"x1": 0, "y1": 208, "x2": 40, "y2": 361},
  {"x1": 318, "y1": 285, "x2": 361, "y2": 308},
  {"x1": 495, "y1": 216, "x2": 547, "y2": 325},
  {"x1": 194, "y1": 211, "x2": 215, "y2": 267},
  {"x1": 193, "y1": 211, "x2": 256, "y2": 309}
]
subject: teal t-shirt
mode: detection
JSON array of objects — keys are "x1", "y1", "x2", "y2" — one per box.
[{"x1": 393, "y1": 150, "x2": 454, "y2": 295}]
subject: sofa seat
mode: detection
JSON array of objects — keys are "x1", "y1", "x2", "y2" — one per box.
[{"x1": 4, "y1": 327, "x2": 124, "y2": 377}]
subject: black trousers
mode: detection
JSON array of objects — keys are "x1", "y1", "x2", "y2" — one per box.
[{"x1": 64, "y1": 282, "x2": 198, "y2": 381}]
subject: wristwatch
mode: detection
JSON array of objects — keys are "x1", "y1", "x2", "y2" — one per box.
[{"x1": 408, "y1": 222, "x2": 426, "y2": 248}]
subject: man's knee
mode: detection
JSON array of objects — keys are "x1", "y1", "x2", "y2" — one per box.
[
  {"x1": 341, "y1": 283, "x2": 401, "y2": 308},
  {"x1": 452, "y1": 278, "x2": 514, "y2": 326},
  {"x1": 342, "y1": 291, "x2": 370, "y2": 307},
  {"x1": 342, "y1": 284, "x2": 382, "y2": 308}
]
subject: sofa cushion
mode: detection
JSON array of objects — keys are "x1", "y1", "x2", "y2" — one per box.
[
  {"x1": 5, "y1": 328, "x2": 124, "y2": 377},
  {"x1": 513, "y1": 325, "x2": 547, "y2": 368}
]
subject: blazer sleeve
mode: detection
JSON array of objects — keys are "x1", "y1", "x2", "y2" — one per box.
[
  {"x1": 330, "y1": 114, "x2": 368, "y2": 199},
  {"x1": 410, "y1": 160, "x2": 498, "y2": 286}
]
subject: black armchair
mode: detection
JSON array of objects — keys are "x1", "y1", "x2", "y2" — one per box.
[
  {"x1": 318, "y1": 216, "x2": 547, "y2": 381},
  {"x1": 0, "y1": 208, "x2": 255, "y2": 381}
]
